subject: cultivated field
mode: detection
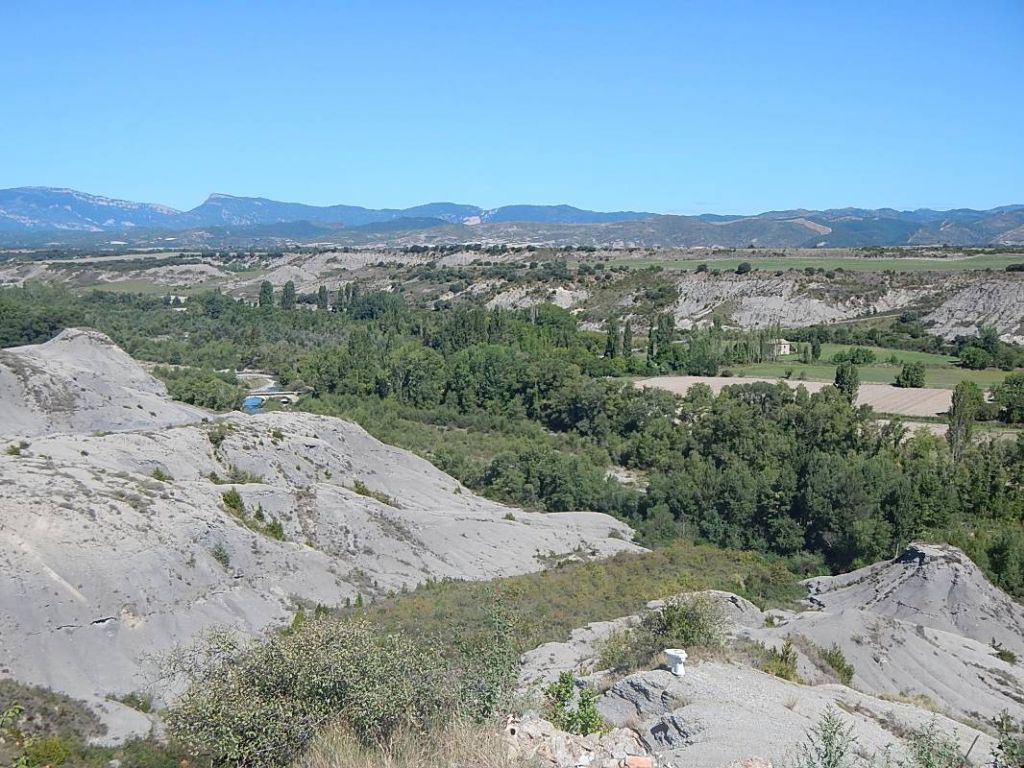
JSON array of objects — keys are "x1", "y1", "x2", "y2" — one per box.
[
  {"x1": 636, "y1": 375, "x2": 954, "y2": 417},
  {"x1": 732, "y1": 360, "x2": 1008, "y2": 389},
  {"x1": 611, "y1": 253, "x2": 1024, "y2": 272}
]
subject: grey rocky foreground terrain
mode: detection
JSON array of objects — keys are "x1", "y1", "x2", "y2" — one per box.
[
  {"x1": 520, "y1": 546, "x2": 1024, "y2": 768},
  {"x1": 0, "y1": 329, "x2": 639, "y2": 739}
]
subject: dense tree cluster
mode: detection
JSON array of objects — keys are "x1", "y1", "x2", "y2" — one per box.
[
  {"x1": 789, "y1": 317, "x2": 1024, "y2": 372},
  {"x1": 2, "y1": 283, "x2": 1023, "y2": 596}
]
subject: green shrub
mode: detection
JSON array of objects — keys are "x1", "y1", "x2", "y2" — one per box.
[
  {"x1": 226, "y1": 465, "x2": 263, "y2": 484},
  {"x1": 992, "y1": 640, "x2": 1018, "y2": 665},
  {"x1": 894, "y1": 361, "x2": 927, "y2": 388},
  {"x1": 155, "y1": 366, "x2": 245, "y2": 411},
  {"x1": 658, "y1": 594, "x2": 727, "y2": 648},
  {"x1": 993, "y1": 713, "x2": 1024, "y2": 768},
  {"x1": 0, "y1": 702, "x2": 23, "y2": 729},
  {"x1": 150, "y1": 467, "x2": 173, "y2": 482},
  {"x1": 211, "y1": 544, "x2": 230, "y2": 568},
  {"x1": 792, "y1": 706, "x2": 855, "y2": 768},
  {"x1": 164, "y1": 615, "x2": 517, "y2": 768},
  {"x1": 112, "y1": 691, "x2": 153, "y2": 713},
  {"x1": 819, "y1": 643, "x2": 854, "y2": 685},
  {"x1": 903, "y1": 721, "x2": 966, "y2": 768},
  {"x1": 598, "y1": 593, "x2": 726, "y2": 674},
  {"x1": 221, "y1": 488, "x2": 244, "y2": 515},
  {"x1": 0, "y1": 680, "x2": 104, "y2": 742},
  {"x1": 217, "y1": 491, "x2": 284, "y2": 541},
  {"x1": 761, "y1": 638, "x2": 799, "y2": 682},
  {"x1": 543, "y1": 672, "x2": 604, "y2": 735},
  {"x1": 995, "y1": 647, "x2": 1019, "y2": 665},
  {"x1": 263, "y1": 519, "x2": 285, "y2": 541},
  {"x1": 206, "y1": 423, "x2": 232, "y2": 448},
  {"x1": 22, "y1": 734, "x2": 71, "y2": 766},
  {"x1": 831, "y1": 347, "x2": 876, "y2": 365},
  {"x1": 351, "y1": 479, "x2": 397, "y2": 507},
  {"x1": 960, "y1": 346, "x2": 992, "y2": 370},
  {"x1": 5, "y1": 444, "x2": 21, "y2": 456},
  {"x1": 597, "y1": 626, "x2": 653, "y2": 676}
]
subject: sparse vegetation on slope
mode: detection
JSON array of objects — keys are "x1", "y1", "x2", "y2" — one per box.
[
  {"x1": 352, "y1": 539, "x2": 800, "y2": 654},
  {"x1": 599, "y1": 593, "x2": 727, "y2": 674}
]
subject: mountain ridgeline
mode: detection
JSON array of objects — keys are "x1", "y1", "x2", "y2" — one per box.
[
  {"x1": 0, "y1": 187, "x2": 653, "y2": 232},
  {"x1": 1, "y1": 186, "x2": 1023, "y2": 247}
]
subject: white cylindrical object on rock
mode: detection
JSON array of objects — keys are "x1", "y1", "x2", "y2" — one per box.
[{"x1": 664, "y1": 648, "x2": 687, "y2": 676}]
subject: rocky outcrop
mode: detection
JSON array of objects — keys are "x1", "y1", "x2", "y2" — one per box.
[
  {"x1": 923, "y1": 276, "x2": 1024, "y2": 344},
  {"x1": 743, "y1": 543, "x2": 1024, "y2": 723},
  {"x1": 664, "y1": 270, "x2": 1024, "y2": 340},
  {"x1": 520, "y1": 590, "x2": 765, "y2": 690},
  {"x1": 802, "y1": 543, "x2": 1024, "y2": 656},
  {"x1": 505, "y1": 715, "x2": 651, "y2": 768},
  {"x1": 594, "y1": 664, "x2": 994, "y2": 768},
  {"x1": 518, "y1": 545, "x2": 1024, "y2": 768}
]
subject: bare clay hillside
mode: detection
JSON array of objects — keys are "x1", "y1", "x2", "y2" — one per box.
[
  {"x1": 0, "y1": 330, "x2": 640, "y2": 738},
  {"x1": 519, "y1": 544, "x2": 1024, "y2": 768},
  {"x1": 0, "y1": 328, "x2": 208, "y2": 435}
]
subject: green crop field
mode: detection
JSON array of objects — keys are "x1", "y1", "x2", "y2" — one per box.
[
  {"x1": 805, "y1": 343, "x2": 957, "y2": 366},
  {"x1": 734, "y1": 360, "x2": 1009, "y2": 389},
  {"x1": 612, "y1": 254, "x2": 1024, "y2": 273}
]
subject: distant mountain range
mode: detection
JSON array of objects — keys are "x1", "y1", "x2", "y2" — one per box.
[
  {"x1": 0, "y1": 187, "x2": 653, "y2": 232},
  {"x1": 1, "y1": 186, "x2": 1022, "y2": 248}
]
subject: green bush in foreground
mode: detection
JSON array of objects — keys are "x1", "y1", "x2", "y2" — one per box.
[
  {"x1": 792, "y1": 709, "x2": 1017, "y2": 768},
  {"x1": 0, "y1": 681, "x2": 198, "y2": 767},
  {"x1": 164, "y1": 614, "x2": 518, "y2": 768},
  {"x1": 994, "y1": 713, "x2": 1024, "y2": 768},
  {"x1": 793, "y1": 706, "x2": 855, "y2": 768},
  {"x1": 903, "y1": 722, "x2": 966, "y2": 768},
  {"x1": 543, "y1": 672, "x2": 604, "y2": 736}
]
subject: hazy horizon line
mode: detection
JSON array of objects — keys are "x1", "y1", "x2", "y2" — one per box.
[{"x1": 3, "y1": 184, "x2": 1023, "y2": 220}]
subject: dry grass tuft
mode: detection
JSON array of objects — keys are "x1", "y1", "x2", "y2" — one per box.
[{"x1": 296, "y1": 720, "x2": 537, "y2": 768}]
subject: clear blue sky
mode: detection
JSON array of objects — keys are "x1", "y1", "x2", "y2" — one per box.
[{"x1": 1, "y1": 1, "x2": 1021, "y2": 214}]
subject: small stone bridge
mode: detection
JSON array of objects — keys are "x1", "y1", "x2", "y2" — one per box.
[{"x1": 244, "y1": 391, "x2": 303, "y2": 407}]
